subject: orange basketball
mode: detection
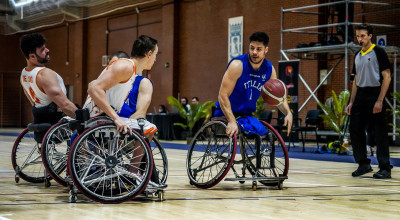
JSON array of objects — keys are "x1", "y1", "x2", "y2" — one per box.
[{"x1": 261, "y1": 79, "x2": 287, "y2": 106}]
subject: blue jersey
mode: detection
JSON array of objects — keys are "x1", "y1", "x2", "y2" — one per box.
[
  {"x1": 215, "y1": 54, "x2": 272, "y2": 116},
  {"x1": 118, "y1": 76, "x2": 150, "y2": 118}
]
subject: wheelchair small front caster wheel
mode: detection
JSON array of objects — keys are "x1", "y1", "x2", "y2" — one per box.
[
  {"x1": 45, "y1": 179, "x2": 51, "y2": 187},
  {"x1": 252, "y1": 181, "x2": 257, "y2": 191},
  {"x1": 69, "y1": 195, "x2": 77, "y2": 203},
  {"x1": 158, "y1": 190, "x2": 165, "y2": 201}
]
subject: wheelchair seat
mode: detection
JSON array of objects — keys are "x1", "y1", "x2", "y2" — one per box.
[
  {"x1": 27, "y1": 123, "x2": 52, "y2": 132},
  {"x1": 27, "y1": 123, "x2": 52, "y2": 143}
]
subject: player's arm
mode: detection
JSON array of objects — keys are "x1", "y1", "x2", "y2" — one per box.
[
  {"x1": 374, "y1": 68, "x2": 391, "y2": 114},
  {"x1": 218, "y1": 60, "x2": 242, "y2": 137},
  {"x1": 37, "y1": 69, "x2": 77, "y2": 118},
  {"x1": 87, "y1": 59, "x2": 132, "y2": 133},
  {"x1": 270, "y1": 66, "x2": 293, "y2": 135},
  {"x1": 130, "y1": 78, "x2": 153, "y2": 119}
]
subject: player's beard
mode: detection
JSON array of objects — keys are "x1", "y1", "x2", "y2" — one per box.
[
  {"x1": 35, "y1": 53, "x2": 50, "y2": 64},
  {"x1": 249, "y1": 54, "x2": 264, "y2": 65}
]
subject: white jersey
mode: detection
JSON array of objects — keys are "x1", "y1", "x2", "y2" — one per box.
[
  {"x1": 20, "y1": 67, "x2": 67, "y2": 107},
  {"x1": 83, "y1": 58, "x2": 137, "y2": 118}
]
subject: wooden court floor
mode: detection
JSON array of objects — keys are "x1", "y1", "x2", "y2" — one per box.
[{"x1": 0, "y1": 129, "x2": 399, "y2": 219}]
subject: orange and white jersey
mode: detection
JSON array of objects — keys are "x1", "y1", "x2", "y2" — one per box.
[
  {"x1": 20, "y1": 67, "x2": 67, "y2": 107},
  {"x1": 83, "y1": 58, "x2": 137, "y2": 118}
]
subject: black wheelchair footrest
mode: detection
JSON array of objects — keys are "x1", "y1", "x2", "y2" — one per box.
[
  {"x1": 146, "y1": 182, "x2": 168, "y2": 190},
  {"x1": 224, "y1": 176, "x2": 288, "y2": 182},
  {"x1": 27, "y1": 123, "x2": 52, "y2": 132}
]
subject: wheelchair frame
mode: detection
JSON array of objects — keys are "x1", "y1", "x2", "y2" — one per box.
[
  {"x1": 20, "y1": 107, "x2": 168, "y2": 203},
  {"x1": 67, "y1": 123, "x2": 159, "y2": 203},
  {"x1": 11, "y1": 123, "x2": 52, "y2": 184},
  {"x1": 186, "y1": 117, "x2": 289, "y2": 190},
  {"x1": 60, "y1": 115, "x2": 168, "y2": 203},
  {"x1": 41, "y1": 116, "x2": 112, "y2": 187}
]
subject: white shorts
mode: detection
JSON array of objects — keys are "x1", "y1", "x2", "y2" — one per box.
[{"x1": 123, "y1": 118, "x2": 158, "y2": 135}]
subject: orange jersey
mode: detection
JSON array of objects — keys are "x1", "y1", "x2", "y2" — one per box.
[
  {"x1": 83, "y1": 58, "x2": 137, "y2": 118},
  {"x1": 20, "y1": 67, "x2": 67, "y2": 107}
]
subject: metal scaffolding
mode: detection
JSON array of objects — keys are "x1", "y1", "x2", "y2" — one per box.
[{"x1": 280, "y1": 0, "x2": 400, "y2": 140}]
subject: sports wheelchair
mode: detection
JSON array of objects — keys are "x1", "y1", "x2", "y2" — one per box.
[
  {"x1": 186, "y1": 117, "x2": 288, "y2": 190},
  {"x1": 40, "y1": 109, "x2": 167, "y2": 203},
  {"x1": 40, "y1": 113, "x2": 112, "y2": 187},
  {"x1": 11, "y1": 112, "x2": 113, "y2": 187},
  {"x1": 12, "y1": 123, "x2": 52, "y2": 184},
  {"x1": 67, "y1": 122, "x2": 168, "y2": 203}
]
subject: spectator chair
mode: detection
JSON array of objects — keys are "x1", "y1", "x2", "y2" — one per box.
[
  {"x1": 289, "y1": 110, "x2": 322, "y2": 152},
  {"x1": 258, "y1": 111, "x2": 273, "y2": 124}
]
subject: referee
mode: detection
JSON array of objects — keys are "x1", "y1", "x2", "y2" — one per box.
[{"x1": 346, "y1": 24, "x2": 392, "y2": 179}]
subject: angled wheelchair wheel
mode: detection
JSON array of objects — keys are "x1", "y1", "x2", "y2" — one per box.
[
  {"x1": 11, "y1": 128, "x2": 49, "y2": 183},
  {"x1": 42, "y1": 116, "x2": 113, "y2": 187},
  {"x1": 186, "y1": 119, "x2": 237, "y2": 189},
  {"x1": 41, "y1": 121, "x2": 73, "y2": 187},
  {"x1": 149, "y1": 137, "x2": 168, "y2": 184},
  {"x1": 243, "y1": 121, "x2": 289, "y2": 186},
  {"x1": 67, "y1": 123, "x2": 153, "y2": 203}
]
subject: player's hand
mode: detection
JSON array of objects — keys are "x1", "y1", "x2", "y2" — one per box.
[
  {"x1": 373, "y1": 100, "x2": 383, "y2": 114},
  {"x1": 346, "y1": 103, "x2": 352, "y2": 115},
  {"x1": 114, "y1": 117, "x2": 131, "y2": 134},
  {"x1": 226, "y1": 121, "x2": 238, "y2": 138},
  {"x1": 283, "y1": 112, "x2": 293, "y2": 136}
]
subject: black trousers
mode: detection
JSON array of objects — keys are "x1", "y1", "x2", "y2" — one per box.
[{"x1": 349, "y1": 87, "x2": 391, "y2": 170}]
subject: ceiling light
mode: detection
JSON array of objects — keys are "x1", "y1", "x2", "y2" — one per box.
[{"x1": 11, "y1": 0, "x2": 40, "y2": 8}]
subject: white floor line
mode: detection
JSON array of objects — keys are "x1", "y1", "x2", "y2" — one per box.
[
  {"x1": 286, "y1": 181, "x2": 400, "y2": 193},
  {"x1": 291, "y1": 170, "x2": 400, "y2": 183},
  {"x1": 0, "y1": 141, "x2": 15, "y2": 144},
  {"x1": 0, "y1": 214, "x2": 12, "y2": 220}
]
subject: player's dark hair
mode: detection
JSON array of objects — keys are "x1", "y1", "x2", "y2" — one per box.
[
  {"x1": 110, "y1": 51, "x2": 130, "y2": 60},
  {"x1": 181, "y1": 97, "x2": 188, "y2": 104},
  {"x1": 355, "y1": 24, "x2": 373, "y2": 35},
  {"x1": 20, "y1": 33, "x2": 46, "y2": 59},
  {"x1": 131, "y1": 35, "x2": 158, "y2": 58},
  {"x1": 249, "y1": 32, "x2": 269, "y2": 47},
  {"x1": 192, "y1": 97, "x2": 199, "y2": 102}
]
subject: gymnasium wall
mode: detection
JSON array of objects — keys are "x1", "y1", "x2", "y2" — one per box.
[{"x1": 0, "y1": 0, "x2": 398, "y2": 127}]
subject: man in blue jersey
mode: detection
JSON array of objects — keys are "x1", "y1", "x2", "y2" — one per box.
[{"x1": 215, "y1": 32, "x2": 293, "y2": 138}]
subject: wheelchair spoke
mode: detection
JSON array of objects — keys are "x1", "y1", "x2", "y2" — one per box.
[
  {"x1": 187, "y1": 120, "x2": 237, "y2": 188},
  {"x1": 68, "y1": 124, "x2": 154, "y2": 203},
  {"x1": 243, "y1": 122, "x2": 289, "y2": 186},
  {"x1": 20, "y1": 143, "x2": 40, "y2": 169},
  {"x1": 12, "y1": 128, "x2": 49, "y2": 183}
]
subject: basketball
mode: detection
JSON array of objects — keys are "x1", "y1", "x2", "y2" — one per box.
[{"x1": 261, "y1": 79, "x2": 287, "y2": 106}]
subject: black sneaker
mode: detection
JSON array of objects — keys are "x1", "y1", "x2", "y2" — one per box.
[
  {"x1": 352, "y1": 164, "x2": 373, "y2": 177},
  {"x1": 373, "y1": 169, "x2": 391, "y2": 179}
]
